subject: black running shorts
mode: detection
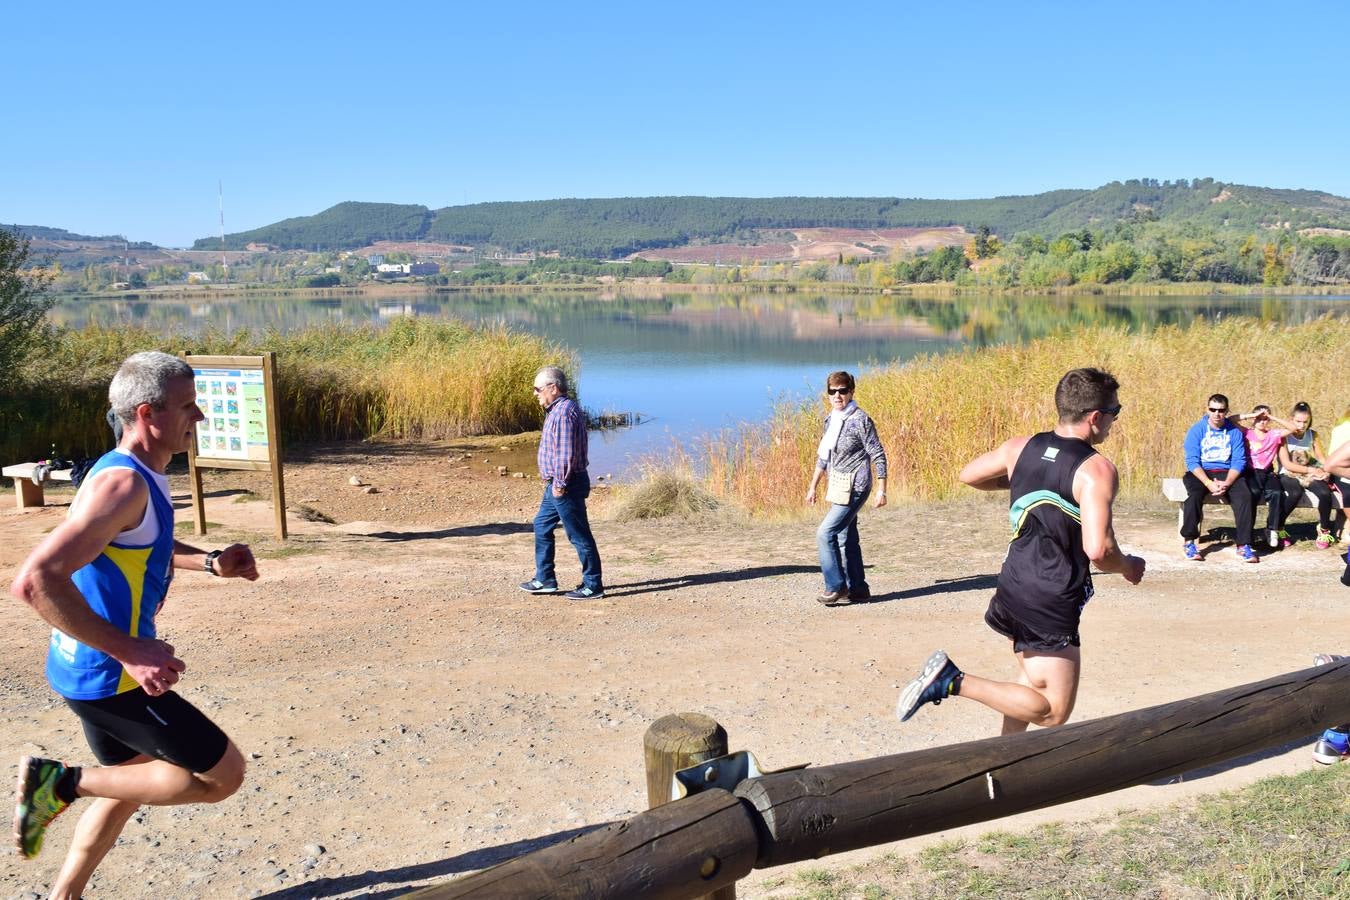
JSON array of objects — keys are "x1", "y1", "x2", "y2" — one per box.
[
  {"x1": 64, "y1": 688, "x2": 230, "y2": 773},
  {"x1": 984, "y1": 593, "x2": 1081, "y2": 653}
]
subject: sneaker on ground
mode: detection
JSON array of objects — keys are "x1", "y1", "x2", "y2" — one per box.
[
  {"x1": 817, "y1": 589, "x2": 848, "y2": 606},
  {"x1": 1313, "y1": 653, "x2": 1347, "y2": 666},
  {"x1": 13, "y1": 756, "x2": 71, "y2": 860},
  {"x1": 1316, "y1": 530, "x2": 1333, "y2": 550},
  {"x1": 1278, "y1": 529, "x2": 1293, "y2": 548},
  {"x1": 518, "y1": 579, "x2": 559, "y2": 594},
  {"x1": 896, "y1": 650, "x2": 963, "y2": 723},
  {"x1": 565, "y1": 585, "x2": 604, "y2": 601},
  {"x1": 1183, "y1": 541, "x2": 1201, "y2": 561},
  {"x1": 1312, "y1": 727, "x2": 1349, "y2": 765},
  {"x1": 1237, "y1": 544, "x2": 1259, "y2": 563}
]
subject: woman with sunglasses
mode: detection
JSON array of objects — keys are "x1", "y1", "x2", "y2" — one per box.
[{"x1": 805, "y1": 371, "x2": 888, "y2": 606}]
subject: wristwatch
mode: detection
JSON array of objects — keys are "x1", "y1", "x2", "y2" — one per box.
[{"x1": 204, "y1": 549, "x2": 223, "y2": 576}]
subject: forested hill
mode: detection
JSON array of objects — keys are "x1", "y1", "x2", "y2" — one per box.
[{"x1": 191, "y1": 180, "x2": 1350, "y2": 257}]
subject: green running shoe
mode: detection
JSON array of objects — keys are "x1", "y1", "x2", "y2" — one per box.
[{"x1": 13, "y1": 756, "x2": 70, "y2": 860}]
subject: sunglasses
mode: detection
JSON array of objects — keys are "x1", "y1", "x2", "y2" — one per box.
[
  {"x1": 1208, "y1": 406, "x2": 1228, "y2": 414},
  {"x1": 827, "y1": 386, "x2": 852, "y2": 396},
  {"x1": 532, "y1": 383, "x2": 556, "y2": 393},
  {"x1": 1098, "y1": 403, "x2": 1122, "y2": 416}
]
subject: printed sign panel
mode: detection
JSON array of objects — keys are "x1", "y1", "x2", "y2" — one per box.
[{"x1": 193, "y1": 367, "x2": 269, "y2": 461}]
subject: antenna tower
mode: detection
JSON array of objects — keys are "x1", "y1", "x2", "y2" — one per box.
[{"x1": 218, "y1": 180, "x2": 229, "y2": 283}]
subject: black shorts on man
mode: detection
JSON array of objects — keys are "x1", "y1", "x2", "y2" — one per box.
[{"x1": 64, "y1": 688, "x2": 229, "y2": 773}]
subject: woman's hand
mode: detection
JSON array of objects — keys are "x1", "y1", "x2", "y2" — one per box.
[
  {"x1": 873, "y1": 492, "x2": 887, "y2": 509},
  {"x1": 805, "y1": 486, "x2": 817, "y2": 505}
]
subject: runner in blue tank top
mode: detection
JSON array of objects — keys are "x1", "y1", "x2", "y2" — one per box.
[
  {"x1": 897, "y1": 368, "x2": 1146, "y2": 734},
  {"x1": 11, "y1": 351, "x2": 260, "y2": 897}
]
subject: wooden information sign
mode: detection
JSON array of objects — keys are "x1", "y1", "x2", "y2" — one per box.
[{"x1": 182, "y1": 353, "x2": 287, "y2": 540}]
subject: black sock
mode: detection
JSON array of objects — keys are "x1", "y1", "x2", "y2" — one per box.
[
  {"x1": 950, "y1": 671, "x2": 964, "y2": 696},
  {"x1": 55, "y1": 766, "x2": 81, "y2": 804}
]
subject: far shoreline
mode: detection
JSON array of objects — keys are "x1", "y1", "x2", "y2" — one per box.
[{"x1": 47, "y1": 279, "x2": 1350, "y2": 303}]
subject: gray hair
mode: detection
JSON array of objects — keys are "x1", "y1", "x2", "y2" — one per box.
[
  {"x1": 109, "y1": 351, "x2": 195, "y2": 426},
  {"x1": 536, "y1": 365, "x2": 569, "y2": 395}
]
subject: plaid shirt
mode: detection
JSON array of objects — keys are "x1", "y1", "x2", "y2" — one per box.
[{"x1": 537, "y1": 395, "x2": 588, "y2": 484}]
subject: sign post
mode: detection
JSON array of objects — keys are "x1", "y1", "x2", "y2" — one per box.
[{"x1": 183, "y1": 352, "x2": 287, "y2": 540}]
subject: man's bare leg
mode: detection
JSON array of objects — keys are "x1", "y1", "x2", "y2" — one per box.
[
  {"x1": 956, "y1": 647, "x2": 1081, "y2": 733},
  {"x1": 49, "y1": 795, "x2": 140, "y2": 900},
  {"x1": 45, "y1": 744, "x2": 245, "y2": 899},
  {"x1": 74, "y1": 742, "x2": 245, "y2": 807}
]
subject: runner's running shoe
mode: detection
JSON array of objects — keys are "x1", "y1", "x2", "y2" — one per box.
[
  {"x1": 13, "y1": 756, "x2": 70, "y2": 860},
  {"x1": 1316, "y1": 529, "x2": 1334, "y2": 550},
  {"x1": 1236, "y1": 544, "x2": 1259, "y2": 563},
  {"x1": 896, "y1": 650, "x2": 963, "y2": 723},
  {"x1": 1183, "y1": 541, "x2": 1201, "y2": 561},
  {"x1": 1312, "y1": 727, "x2": 1349, "y2": 765},
  {"x1": 1277, "y1": 529, "x2": 1293, "y2": 548}
]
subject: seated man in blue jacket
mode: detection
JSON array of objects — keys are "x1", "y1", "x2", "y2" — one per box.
[{"x1": 1181, "y1": 393, "x2": 1258, "y2": 562}]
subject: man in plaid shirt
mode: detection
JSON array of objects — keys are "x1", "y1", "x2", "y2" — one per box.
[{"x1": 519, "y1": 366, "x2": 605, "y2": 600}]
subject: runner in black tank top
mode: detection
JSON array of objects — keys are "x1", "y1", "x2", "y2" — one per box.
[
  {"x1": 896, "y1": 367, "x2": 1145, "y2": 735},
  {"x1": 989, "y1": 431, "x2": 1099, "y2": 646}
]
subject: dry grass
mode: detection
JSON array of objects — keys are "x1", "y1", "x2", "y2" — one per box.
[
  {"x1": 609, "y1": 463, "x2": 722, "y2": 522},
  {"x1": 702, "y1": 316, "x2": 1350, "y2": 515},
  {"x1": 0, "y1": 318, "x2": 569, "y2": 461}
]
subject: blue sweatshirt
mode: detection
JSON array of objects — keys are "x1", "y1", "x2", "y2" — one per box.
[{"x1": 1183, "y1": 416, "x2": 1247, "y2": 472}]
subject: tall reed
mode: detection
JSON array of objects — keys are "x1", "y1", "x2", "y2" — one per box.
[
  {"x1": 0, "y1": 318, "x2": 569, "y2": 460},
  {"x1": 702, "y1": 316, "x2": 1350, "y2": 515}
]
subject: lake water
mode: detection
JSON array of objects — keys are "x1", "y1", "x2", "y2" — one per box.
[{"x1": 49, "y1": 290, "x2": 1350, "y2": 477}]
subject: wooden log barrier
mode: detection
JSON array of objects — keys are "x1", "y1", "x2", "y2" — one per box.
[
  {"x1": 410, "y1": 661, "x2": 1349, "y2": 898},
  {"x1": 407, "y1": 788, "x2": 760, "y2": 899},
  {"x1": 736, "y1": 660, "x2": 1350, "y2": 868}
]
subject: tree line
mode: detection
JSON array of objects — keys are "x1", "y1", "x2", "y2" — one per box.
[{"x1": 189, "y1": 181, "x2": 1350, "y2": 259}]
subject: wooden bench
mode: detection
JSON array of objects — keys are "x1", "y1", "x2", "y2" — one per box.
[
  {"x1": 2, "y1": 463, "x2": 74, "y2": 509},
  {"x1": 1161, "y1": 477, "x2": 1346, "y2": 539}
]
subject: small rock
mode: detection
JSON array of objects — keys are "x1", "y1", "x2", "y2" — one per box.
[
  {"x1": 512, "y1": 471, "x2": 526, "y2": 478},
  {"x1": 347, "y1": 476, "x2": 363, "y2": 487},
  {"x1": 362, "y1": 485, "x2": 378, "y2": 494},
  {"x1": 303, "y1": 843, "x2": 326, "y2": 857},
  {"x1": 496, "y1": 466, "x2": 508, "y2": 476}
]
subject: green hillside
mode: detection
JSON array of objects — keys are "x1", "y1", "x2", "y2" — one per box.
[
  {"x1": 191, "y1": 181, "x2": 1350, "y2": 257},
  {"x1": 192, "y1": 201, "x2": 432, "y2": 251}
]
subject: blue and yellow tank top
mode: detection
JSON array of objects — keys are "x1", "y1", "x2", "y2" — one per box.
[{"x1": 46, "y1": 451, "x2": 176, "y2": 700}]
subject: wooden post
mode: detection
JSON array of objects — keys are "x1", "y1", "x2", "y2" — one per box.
[
  {"x1": 644, "y1": 713, "x2": 735, "y2": 900},
  {"x1": 262, "y1": 352, "x2": 287, "y2": 540}
]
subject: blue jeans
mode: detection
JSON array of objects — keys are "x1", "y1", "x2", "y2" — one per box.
[
  {"x1": 534, "y1": 472, "x2": 603, "y2": 591},
  {"x1": 817, "y1": 486, "x2": 870, "y2": 593}
]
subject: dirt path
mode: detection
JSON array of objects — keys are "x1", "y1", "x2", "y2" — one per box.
[{"x1": 2, "y1": 441, "x2": 1347, "y2": 898}]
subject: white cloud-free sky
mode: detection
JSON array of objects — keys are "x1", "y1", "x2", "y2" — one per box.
[{"x1": 6, "y1": 0, "x2": 1347, "y2": 246}]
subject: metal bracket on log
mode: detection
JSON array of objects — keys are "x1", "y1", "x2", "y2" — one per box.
[{"x1": 673, "y1": 751, "x2": 809, "y2": 801}]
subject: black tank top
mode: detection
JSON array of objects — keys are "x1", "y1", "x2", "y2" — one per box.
[{"x1": 993, "y1": 431, "x2": 1098, "y2": 629}]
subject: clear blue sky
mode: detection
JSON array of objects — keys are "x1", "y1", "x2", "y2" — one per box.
[{"x1": 6, "y1": 1, "x2": 1347, "y2": 247}]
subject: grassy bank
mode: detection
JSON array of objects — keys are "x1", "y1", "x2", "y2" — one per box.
[
  {"x1": 765, "y1": 763, "x2": 1350, "y2": 898},
  {"x1": 0, "y1": 318, "x2": 568, "y2": 462},
  {"x1": 702, "y1": 316, "x2": 1350, "y2": 514}
]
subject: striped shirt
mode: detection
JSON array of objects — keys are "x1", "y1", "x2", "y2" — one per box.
[{"x1": 538, "y1": 395, "x2": 588, "y2": 484}]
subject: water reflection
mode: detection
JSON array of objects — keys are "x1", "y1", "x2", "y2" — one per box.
[{"x1": 49, "y1": 290, "x2": 1349, "y2": 476}]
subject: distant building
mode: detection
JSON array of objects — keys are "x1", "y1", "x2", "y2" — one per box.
[
  {"x1": 376, "y1": 263, "x2": 408, "y2": 274},
  {"x1": 367, "y1": 254, "x2": 385, "y2": 266},
  {"x1": 409, "y1": 262, "x2": 440, "y2": 276},
  {"x1": 246, "y1": 242, "x2": 274, "y2": 251}
]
